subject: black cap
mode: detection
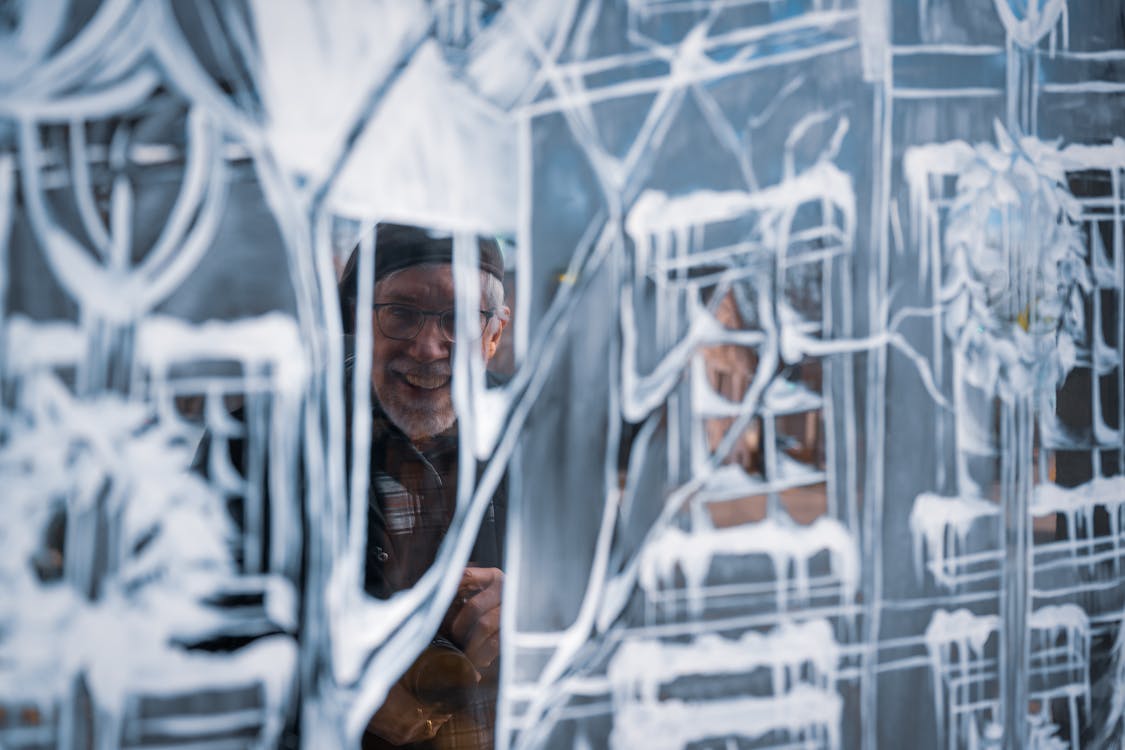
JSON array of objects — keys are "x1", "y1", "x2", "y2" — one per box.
[{"x1": 338, "y1": 222, "x2": 504, "y2": 331}]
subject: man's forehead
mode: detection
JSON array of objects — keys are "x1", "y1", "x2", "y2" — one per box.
[
  {"x1": 375, "y1": 263, "x2": 455, "y2": 301},
  {"x1": 374, "y1": 263, "x2": 500, "y2": 304}
]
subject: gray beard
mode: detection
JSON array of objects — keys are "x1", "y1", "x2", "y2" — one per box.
[
  {"x1": 377, "y1": 360, "x2": 456, "y2": 441},
  {"x1": 381, "y1": 395, "x2": 455, "y2": 442}
]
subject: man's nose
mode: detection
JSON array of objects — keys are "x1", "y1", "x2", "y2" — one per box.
[{"x1": 407, "y1": 317, "x2": 451, "y2": 362}]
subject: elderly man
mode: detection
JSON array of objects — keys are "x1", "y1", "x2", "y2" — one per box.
[{"x1": 338, "y1": 223, "x2": 510, "y2": 750}]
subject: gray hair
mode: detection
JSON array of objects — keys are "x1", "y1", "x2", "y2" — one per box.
[
  {"x1": 482, "y1": 271, "x2": 505, "y2": 311},
  {"x1": 375, "y1": 262, "x2": 505, "y2": 310}
]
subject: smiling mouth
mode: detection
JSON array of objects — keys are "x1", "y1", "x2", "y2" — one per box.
[{"x1": 399, "y1": 371, "x2": 450, "y2": 390}]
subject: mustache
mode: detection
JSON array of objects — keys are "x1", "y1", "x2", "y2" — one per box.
[{"x1": 388, "y1": 360, "x2": 452, "y2": 379}]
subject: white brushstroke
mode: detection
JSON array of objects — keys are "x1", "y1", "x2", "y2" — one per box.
[
  {"x1": 639, "y1": 516, "x2": 858, "y2": 614},
  {"x1": 909, "y1": 493, "x2": 999, "y2": 589},
  {"x1": 136, "y1": 314, "x2": 308, "y2": 396},
  {"x1": 609, "y1": 619, "x2": 839, "y2": 704},
  {"x1": 611, "y1": 687, "x2": 843, "y2": 750}
]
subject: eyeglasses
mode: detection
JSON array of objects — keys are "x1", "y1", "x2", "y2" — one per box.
[{"x1": 373, "y1": 303, "x2": 495, "y2": 342}]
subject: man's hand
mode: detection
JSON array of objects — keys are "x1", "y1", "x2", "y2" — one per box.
[
  {"x1": 366, "y1": 681, "x2": 451, "y2": 746},
  {"x1": 449, "y1": 567, "x2": 503, "y2": 669}
]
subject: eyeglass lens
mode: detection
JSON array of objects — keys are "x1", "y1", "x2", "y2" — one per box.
[{"x1": 375, "y1": 305, "x2": 486, "y2": 341}]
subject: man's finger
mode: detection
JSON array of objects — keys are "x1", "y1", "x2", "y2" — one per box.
[
  {"x1": 465, "y1": 629, "x2": 501, "y2": 669},
  {"x1": 451, "y1": 580, "x2": 502, "y2": 643},
  {"x1": 464, "y1": 607, "x2": 501, "y2": 668},
  {"x1": 461, "y1": 566, "x2": 503, "y2": 589}
]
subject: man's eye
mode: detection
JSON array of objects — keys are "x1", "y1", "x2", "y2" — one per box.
[{"x1": 387, "y1": 306, "x2": 417, "y2": 321}]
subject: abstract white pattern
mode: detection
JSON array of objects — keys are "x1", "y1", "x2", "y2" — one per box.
[{"x1": 2, "y1": 1, "x2": 1123, "y2": 749}]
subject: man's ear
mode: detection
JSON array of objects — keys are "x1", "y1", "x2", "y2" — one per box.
[{"x1": 483, "y1": 305, "x2": 510, "y2": 361}]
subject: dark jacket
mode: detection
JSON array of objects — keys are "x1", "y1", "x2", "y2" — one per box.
[{"x1": 361, "y1": 405, "x2": 506, "y2": 600}]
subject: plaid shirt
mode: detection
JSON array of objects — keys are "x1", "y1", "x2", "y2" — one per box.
[{"x1": 362, "y1": 408, "x2": 505, "y2": 750}]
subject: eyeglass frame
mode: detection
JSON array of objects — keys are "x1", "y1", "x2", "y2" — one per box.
[{"x1": 371, "y1": 302, "x2": 498, "y2": 342}]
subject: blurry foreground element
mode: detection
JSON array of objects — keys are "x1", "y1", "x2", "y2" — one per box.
[{"x1": 0, "y1": 373, "x2": 297, "y2": 749}]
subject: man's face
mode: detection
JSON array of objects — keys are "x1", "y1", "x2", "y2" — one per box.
[{"x1": 370, "y1": 263, "x2": 506, "y2": 442}]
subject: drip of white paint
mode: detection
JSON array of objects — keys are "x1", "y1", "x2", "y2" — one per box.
[
  {"x1": 610, "y1": 686, "x2": 842, "y2": 750},
  {"x1": 925, "y1": 609, "x2": 1001, "y2": 736},
  {"x1": 626, "y1": 162, "x2": 854, "y2": 254},
  {"x1": 1032, "y1": 478, "x2": 1125, "y2": 559},
  {"x1": 639, "y1": 516, "x2": 859, "y2": 614},
  {"x1": 903, "y1": 141, "x2": 976, "y2": 287},
  {"x1": 1030, "y1": 604, "x2": 1089, "y2": 696},
  {"x1": 925, "y1": 605, "x2": 1093, "y2": 742},
  {"x1": 925, "y1": 609, "x2": 1000, "y2": 657},
  {"x1": 909, "y1": 493, "x2": 999, "y2": 588},
  {"x1": 136, "y1": 314, "x2": 308, "y2": 395},
  {"x1": 3, "y1": 316, "x2": 85, "y2": 374},
  {"x1": 608, "y1": 619, "x2": 838, "y2": 707},
  {"x1": 1029, "y1": 604, "x2": 1089, "y2": 634}
]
